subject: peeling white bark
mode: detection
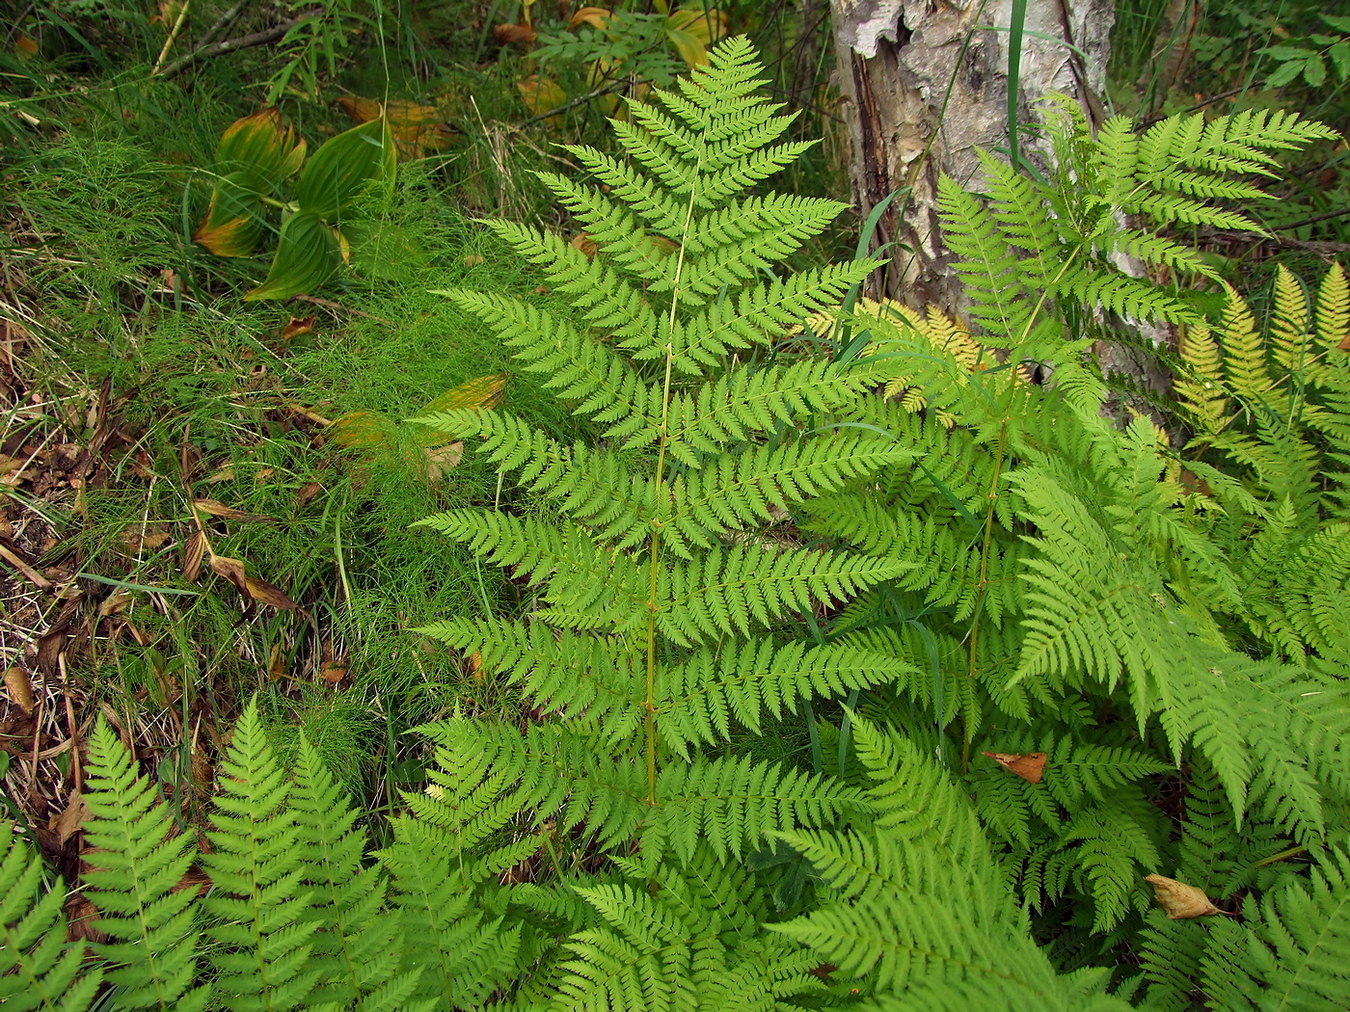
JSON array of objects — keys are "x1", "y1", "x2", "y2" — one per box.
[{"x1": 829, "y1": 0, "x2": 1116, "y2": 310}]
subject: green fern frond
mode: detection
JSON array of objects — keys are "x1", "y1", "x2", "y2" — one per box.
[
  {"x1": 0, "y1": 840, "x2": 100, "y2": 1012},
  {"x1": 202, "y1": 699, "x2": 321, "y2": 1010},
  {"x1": 1201, "y1": 848, "x2": 1350, "y2": 1010},
  {"x1": 82, "y1": 721, "x2": 207, "y2": 1010}
]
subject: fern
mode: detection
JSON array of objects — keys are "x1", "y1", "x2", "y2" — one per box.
[
  {"x1": 82, "y1": 722, "x2": 207, "y2": 1010},
  {"x1": 0, "y1": 840, "x2": 100, "y2": 1011}
]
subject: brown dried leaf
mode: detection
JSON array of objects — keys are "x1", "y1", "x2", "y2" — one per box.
[
  {"x1": 50, "y1": 790, "x2": 90, "y2": 846},
  {"x1": 494, "y1": 22, "x2": 537, "y2": 45},
  {"x1": 280, "y1": 315, "x2": 316, "y2": 340},
  {"x1": 423, "y1": 441, "x2": 465, "y2": 482},
  {"x1": 182, "y1": 530, "x2": 206, "y2": 583},
  {"x1": 1145, "y1": 874, "x2": 1222, "y2": 919},
  {"x1": 193, "y1": 498, "x2": 274, "y2": 523},
  {"x1": 3, "y1": 666, "x2": 35, "y2": 714},
  {"x1": 209, "y1": 554, "x2": 299, "y2": 610},
  {"x1": 319, "y1": 660, "x2": 347, "y2": 684},
  {"x1": 981, "y1": 751, "x2": 1047, "y2": 784},
  {"x1": 570, "y1": 232, "x2": 598, "y2": 259}
]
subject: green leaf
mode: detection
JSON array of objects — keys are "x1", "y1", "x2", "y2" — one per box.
[
  {"x1": 194, "y1": 171, "x2": 271, "y2": 257},
  {"x1": 1266, "y1": 59, "x2": 1306, "y2": 87},
  {"x1": 1303, "y1": 54, "x2": 1327, "y2": 87},
  {"x1": 244, "y1": 211, "x2": 340, "y2": 301},
  {"x1": 1330, "y1": 41, "x2": 1350, "y2": 80},
  {"x1": 1261, "y1": 46, "x2": 1316, "y2": 61},
  {"x1": 215, "y1": 109, "x2": 308, "y2": 182},
  {"x1": 296, "y1": 118, "x2": 397, "y2": 223}
]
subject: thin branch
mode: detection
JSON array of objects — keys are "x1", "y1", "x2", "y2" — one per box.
[{"x1": 154, "y1": 5, "x2": 323, "y2": 78}]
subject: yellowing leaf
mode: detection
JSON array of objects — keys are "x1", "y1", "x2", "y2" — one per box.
[
  {"x1": 570, "y1": 6, "x2": 613, "y2": 29},
  {"x1": 329, "y1": 410, "x2": 398, "y2": 449},
  {"x1": 415, "y1": 374, "x2": 507, "y2": 445},
  {"x1": 1144, "y1": 874, "x2": 1222, "y2": 919},
  {"x1": 337, "y1": 97, "x2": 459, "y2": 159},
  {"x1": 664, "y1": 9, "x2": 727, "y2": 68},
  {"x1": 517, "y1": 75, "x2": 567, "y2": 122}
]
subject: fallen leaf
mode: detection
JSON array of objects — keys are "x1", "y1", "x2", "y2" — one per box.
[
  {"x1": 280, "y1": 315, "x2": 316, "y2": 340},
  {"x1": 182, "y1": 530, "x2": 206, "y2": 582},
  {"x1": 517, "y1": 75, "x2": 567, "y2": 121},
  {"x1": 494, "y1": 22, "x2": 537, "y2": 45},
  {"x1": 3, "y1": 667, "x2": 34, "y2": 714},
  {"x1": 466, "y1": 650, "x2": 484, "y2": 685},
  {"x1": 336, "y1": 97, "x2": 459, "y2": 158},
  {"x1": 192, "y1": 498, "x2": 275, "y2": 522},
  {"x1": 319, "y1": 660, "x2": 347, "y2": 683},
  {"x1": 423, "y1": 441, "x2": 465, "y2": 481},
  {"x1": 50, "y1": 790, "x2": 90, "y2": 846},
  {"x1": 463, "y1": 254, "x2": 486, "y2": 267},
  {"x1": 295, "y1": 481, "x2": 323, "y2": 505},
  {"x1": 15, "y1": 34, "x2": 38, "y2": 58},
  {"x1": 570, "y1": 232, "x2": 598, "y2": 259},
  {"x1": 1144, "y1": 874, "x2": 1222, "y2": 919},
  {"x1": 209, "y1": 554, "x2": 300, "y2": 610},
  {"x1": 981, "y1": 751, "x2": 1047, "y2": 784}
]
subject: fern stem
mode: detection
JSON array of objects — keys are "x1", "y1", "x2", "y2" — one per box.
[{"x1": 962, "y1": 413, "x2": 1009, "y2": 775}]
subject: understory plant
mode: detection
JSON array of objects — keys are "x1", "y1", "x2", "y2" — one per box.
[{"x1": 3, "y1": 37, "x2": 1349, "y2": 1012}]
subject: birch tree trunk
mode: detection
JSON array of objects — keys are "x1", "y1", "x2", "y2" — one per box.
[{"x1": 828, "y1": 0, "x2": 1116, "y2": 311}]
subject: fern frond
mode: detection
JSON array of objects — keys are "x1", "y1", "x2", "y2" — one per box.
[
  {"x1": 657, "y1": 545, "x2": 905, "y2": 647},
  {"x1": 202, "y1": 699, "x2": 321, "y2": 1010},
  {"x1": 654, "y1": 635, "x2": 915, "y2": 752},
  {"x1": 646, "y1": 755, "x2": 863, "y2": 861},
  {"x1": 1201, "y1": 849, "x2": 1350, "y2": 1010},
  {"x1": 82, "y1": 721, "x2": 207, "y2": 1010},
  {"x1": 0, "y1": 840, "x2": 99, "y2": 1012}
]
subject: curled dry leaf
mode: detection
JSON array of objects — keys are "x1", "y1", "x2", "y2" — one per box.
[
  {"x1": 51, "y1": 789, "x2": 91, "y2": 846},
  {"x1": 193, "y1": 498, "x2": 275, "y2": 523},
  {"x1": 182, "y1": 529, "x2": 205, "y2": 582},
  {"x1": 209, "y1": 554, "x2": 300, "y2": 611},
  {"x1": 3, "y1": 666, "x2": 35, "y2": 714},
  {"x1": 280, "y1": 315, "x2": 316, "y2": 340},
  {"x1": 981, "y1": 751, "x2": 1047, "y2": 784},
  {"x1": 494, "y1": 22, "x2": 537, "y2": 46},
  {"x1": 1144, "y1": 874, "x2": 1222, "y2": 919}
]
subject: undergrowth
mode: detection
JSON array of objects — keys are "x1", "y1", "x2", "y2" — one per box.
[{"x1": 4, "y1": 37, "x2": 1348, "y2": 1009}]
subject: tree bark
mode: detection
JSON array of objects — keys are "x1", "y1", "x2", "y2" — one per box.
[{"x1": 828, "y1": 0, "x2": 1116, "y2": 311}]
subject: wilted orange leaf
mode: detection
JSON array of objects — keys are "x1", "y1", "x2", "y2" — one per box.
[
  {"x1": 319, "y1": 660, "x2": 347, "y2": 683},
  {"x1": 1145, "y1": 874, "x2": 1222, "y2": 919},
  {"x1": 15, "y1": 34, "x2": 38, "y2": 58},
  {"x1": 463, "y1": 254, "x2": 486, "y2": 267},
  {"x1": 570, "y1": 6, "x2": 612, "y2": 29},
  {"x1": 570, "y1": 232, "x2": 598, "y2": 259},
  {"x1": 268, "y1": 643, "x2": 287, "y2": 681},
  {"x1": 981, "y1": 751, "x2": 1047, "y2": 784}
]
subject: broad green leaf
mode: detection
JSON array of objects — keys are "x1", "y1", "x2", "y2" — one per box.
[
  {"x1": 296, "y1": 118, "x2": 396, "y2": 223},
  {"x1": 1265, "y1": 59, "x2": 1305, "y2": 87},
  {"x1": 214, "y1": 108, "x2": 307, "y2": 187},
  {"x1": 1331, "y1": 41, "x2": 1350, "y2": 81},
  {"x1": 1303, "y1": 54, "x2": 1327, "y2": 87},
  {"x1": 244, "y1": 211, "x2": 340, "y2": 301},
  {"x1": 194, "y1": 170, "x2": 269, "y2": 256}
]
